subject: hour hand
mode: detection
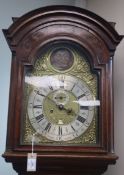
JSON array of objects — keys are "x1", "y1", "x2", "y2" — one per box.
[{"x1": 58, "y1": 104, "x2": 73, "y2": 114}]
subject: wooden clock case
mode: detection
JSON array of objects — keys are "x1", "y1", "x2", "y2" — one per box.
[{"x1": 2, "y1": 5, "x2": 123, "y2": 175}]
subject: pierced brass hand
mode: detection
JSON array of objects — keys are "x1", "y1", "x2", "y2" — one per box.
[
  {"x1": 57, "y1": 104, "x2": 74, "y2": 115},
  {"x1": 46, "y1": 96, "x2": 77, "y2": 116}
]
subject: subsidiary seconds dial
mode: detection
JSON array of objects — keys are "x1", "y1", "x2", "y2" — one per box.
[{"x1": 27, "y1": 75, "x2": 95, "y2": 141}]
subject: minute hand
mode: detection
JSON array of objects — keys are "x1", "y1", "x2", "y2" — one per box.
[{"x1": 62, "y1": 100, "x2": 100, "y2": 116}]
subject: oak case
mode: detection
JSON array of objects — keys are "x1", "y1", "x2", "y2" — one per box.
[{"x1": 2, "y1": 5, "x2": 123, "y2": 175}]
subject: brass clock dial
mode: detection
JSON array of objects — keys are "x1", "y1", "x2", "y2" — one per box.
[
  {"x1": 27, "y1": 75, "x2": 95, "y2": 142},
  {"x1": 22, "y1": 43, "x2": 98, "y2": 145}
]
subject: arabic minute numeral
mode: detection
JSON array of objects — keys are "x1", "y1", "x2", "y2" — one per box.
[
  {"x1": 49, "y1": 86, "x2": 53, "y2": 90},
  {"x1": 84, "y1": 120, "x2": 90, "y2": 127}
]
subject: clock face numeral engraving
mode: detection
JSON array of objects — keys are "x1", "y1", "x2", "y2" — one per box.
[
  {"x1": 58, "y1": 126, "x2": 62, "y2": 136},
  {"x1": 80, "y1": 106, "x2": 89, "y2": 110},
  {"x1": 44, "y1": 122, "x2": 52, "y2": 132},
  {"x1": 35, "y1": 114, "x2": 44, "y2": 123},
  {"x1": 77, "y1": 94, "x2": 86, "y2": 99},
  {"x1": 33, "y1": 105, "x2": 42, "y2": 108},
  {"x1": 49, "y1": 86, "x2": 53, "y2": 91},
  {"x1": 58, "y1": 75, "x2": 65, "y2": 89},
  {"x1": 27, "y1": 75, "x2": 95, "y2": 142},
  {"x1": 71, "y1": 125, "x2": 76, "y2": 131},
  {"x1": 77, "y1": 115, "x2": 86, "y2": 123}
]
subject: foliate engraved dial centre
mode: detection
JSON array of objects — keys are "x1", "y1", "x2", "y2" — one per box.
[
  {"x1": 43, "y1": 90, "x2": 79, "y2": 125},
  {"x1": 53, "y1": 89, "x2": 69, "y2": 105}
]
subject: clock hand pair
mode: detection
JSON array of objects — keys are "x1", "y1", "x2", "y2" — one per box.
[
  {"x1": 58, "y1": 104, "x2": 73, "y2": 114},
  {"x1": 45, "y1": 96, "x2": 73, "y2": 115}
]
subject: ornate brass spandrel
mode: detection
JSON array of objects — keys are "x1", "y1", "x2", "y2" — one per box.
[
  {"x1": 22, "y1": 45, "x2": 98, "y2": 145},
  {"x1": 70, "y1": 51, "x2": 97, "y2": 97}
]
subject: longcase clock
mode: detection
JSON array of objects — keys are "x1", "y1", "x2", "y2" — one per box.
[{"x1": 2, "y1": 5, "x2": 123, "y2": 175}]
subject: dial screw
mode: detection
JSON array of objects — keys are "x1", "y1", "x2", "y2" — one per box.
[
  {"x1": 50, "y1": 109, "x2": 53, "y2": 113},
  {"x1": 67, "y1": 108, "x2": 72, "y2": 114},
  {"x1": 58, "y1": 104, "x2": 64, "y2": 110}
]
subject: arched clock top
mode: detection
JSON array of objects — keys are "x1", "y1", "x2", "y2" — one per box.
[{"x1": 3, "y1": 6, "x2": 123, "y2": 66}]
